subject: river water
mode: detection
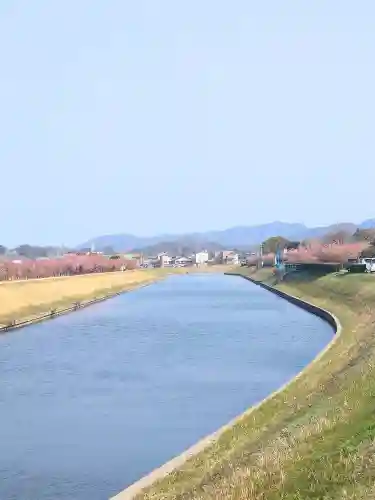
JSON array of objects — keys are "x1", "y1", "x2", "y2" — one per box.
[{"x1": 0, "y1": 274, "x2": 333, "y2": 500}]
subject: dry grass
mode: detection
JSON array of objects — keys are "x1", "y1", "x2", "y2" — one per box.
[
  {"x1": 0, "y1": 270, "x2": 157, "y2": 326},
  {"x1": 113, "y1": 268, "x2": 375, "y2": 500},
  {"x1": 0, "y1": 266, "x2": 230, "y2": 327}
]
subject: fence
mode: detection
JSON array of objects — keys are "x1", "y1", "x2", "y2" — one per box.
[{"x1": 284, "y1": 262, "x2": 343, "y2": 274}]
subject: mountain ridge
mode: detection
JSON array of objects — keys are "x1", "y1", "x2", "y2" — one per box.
[{"x1": 78, "y1": 219, "x2": 375, "y2": 253}]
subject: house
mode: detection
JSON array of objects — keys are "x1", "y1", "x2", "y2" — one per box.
[
  {"x1": 215, "y1": 251, "x2": 239, "y2": 265},
  {"x1": 173, "y1": 256, "x2": 192, "y2": 267},
  {"x1": 227, "y1": 252, "x2": 239, "y2": 265},
  {"x1": 194, "y1": 251, "x2": 209, "y2": 265},
  {"x1": 158, "y1": 254, "x2": 172, "y2": 267}
]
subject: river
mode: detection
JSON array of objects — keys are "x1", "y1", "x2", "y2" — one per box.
[{"x1": 0, "y1": 273, "x2": 333, "y2": 500}]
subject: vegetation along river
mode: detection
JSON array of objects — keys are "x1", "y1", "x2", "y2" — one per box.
[{"x1": 0, "y1": 273, "x2": 333, "y2": 500}]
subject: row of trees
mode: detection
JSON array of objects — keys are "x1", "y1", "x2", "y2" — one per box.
[
  {"x1": 263, "y1": 230, "x2": 375, "y2": 252},
  {"x1": 254, "y1": 229, "x2": 375, "y2": 266},
  {"x1": 0, "y1": 255, "x2": 137, "y2": 281}
]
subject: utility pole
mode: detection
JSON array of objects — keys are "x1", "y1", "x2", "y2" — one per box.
[
  {"x1": 275, "y1": 244, "x2": 285, "y2": 282},
  {"x1": 258, "y1": 243, "x2": 264, "y2": 269}
]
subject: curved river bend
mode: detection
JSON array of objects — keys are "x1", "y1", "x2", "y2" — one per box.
[{"x1": 0, "y1": 274, "x2": 332, "y2": 500}]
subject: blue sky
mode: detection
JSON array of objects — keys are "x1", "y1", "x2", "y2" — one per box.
[{"x1": 1, "y1": 1, "x2": 374, "y2": 246}]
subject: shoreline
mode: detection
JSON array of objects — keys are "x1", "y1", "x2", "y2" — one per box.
[
  {"x1": 0, "y1": 266, "x2": 231, "y2": 334},
  {"x1": 0, "y1": 270, "x2": 164, "y2": 333},
  {"x1": 0, "y1": 281, "x2": 155, "y2": 334},
  {"x1": 110, "y1": 273, "x2": 340, "y2": 500}
]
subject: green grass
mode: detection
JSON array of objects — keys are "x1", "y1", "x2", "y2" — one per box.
[{"x1": 128, "y1": 268, "x2": 375, "y2": 500}]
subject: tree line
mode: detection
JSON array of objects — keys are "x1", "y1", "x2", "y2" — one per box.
[{"x1": 261, "y1": 228, "x2": 375, "y2": 258}]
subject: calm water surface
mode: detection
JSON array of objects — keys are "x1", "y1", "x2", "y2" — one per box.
[{"x1": 0, "y1": 274, "x2": 333, "y2": 500}]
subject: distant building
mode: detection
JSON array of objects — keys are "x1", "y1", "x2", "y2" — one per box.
[
  {"x1": 214, "y1": 251, "x2": 239, "y2": 265},
  {"x1": 225, "y1": 252, "x2": 239, "y2": 265},
  {"x1": 194, "y1": 251, "x2": 209, "y2": 265},
  {"x1": 159, "y1": 254, "x2": 172, "y2": 267},
  {"x1": 173, "y1": 256, "x2": 192, "y2": 266}
]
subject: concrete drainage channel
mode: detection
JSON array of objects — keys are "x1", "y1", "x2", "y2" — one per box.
[
  {"x1": 109, "y1": 273, "x2": 341, "y2": 500},
  {"x1": 0, "y1": 272, "x2": 341, "y2": 499}
]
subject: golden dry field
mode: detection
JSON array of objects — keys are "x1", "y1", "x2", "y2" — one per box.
[{"x1": 0, "y1": 266, "x2": 230, "y2": 327}]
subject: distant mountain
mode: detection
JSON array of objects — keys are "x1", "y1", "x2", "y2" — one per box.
[
  {"x1": 78, "y1": 219, "x2": 375, "y2": 253},
  {"x1": 301, "y1": 222, "x2": 358, "y2": 240},
  {"x1": 78, "y1": 234, "x2": 149, "y2": 252},
  {"x1": 194, "y1": 222, "x2": 309, "y2": 248},
  {"x1": 359, "y1": 219, "x2": 375, "y2": 229},
  {"x1": 78, "y1": 233, "x2": 193, "y2": 253},
  {"x1": 78, "y1": 222, "x2": 308, "y2": 252}
]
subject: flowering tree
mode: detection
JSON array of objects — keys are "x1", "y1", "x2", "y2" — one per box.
[
  {"x1": 284, "y1": 241, "x2": 368, "y2": 264},
  {"x1": 0, "y1": 254, "x2": 139, "y2": 281}
]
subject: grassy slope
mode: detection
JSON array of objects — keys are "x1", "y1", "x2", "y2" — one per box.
[
  {"x1": 0, "y1": 266, "x2": 229, "y2": 327},
  {"x1": 132, "y1": 269, "x2": 375, "y2": 500},
  {"x1": 0, "y1": 270, "x2": 158, "y2": 326}
]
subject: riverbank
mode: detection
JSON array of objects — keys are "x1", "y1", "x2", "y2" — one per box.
[
  {"x1": 0, "y1": 266, "x2": 229, "y2": 330},
  {"x1": 115, "y1": 267, "x2": 375, "y2": 500}
]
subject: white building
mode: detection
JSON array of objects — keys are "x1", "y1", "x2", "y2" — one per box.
[
  {"x1": 194, "y1": 251, "x2": 209, "y2": 265},
  {"x1": 159, "y1": 254, "x2": 172, "y2": 267},
  {"x1": 230, "y1": 253, "x2": 239, "y2": 265}
]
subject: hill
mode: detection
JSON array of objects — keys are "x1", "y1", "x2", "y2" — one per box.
[
  {"x1": 359, "y1": 218, "x2": 375, "y2": 229},
  {"x1": 78, "y1": 222, "x2": 307, "y2": 252},
  {"x1": 302, "y1": 222, "x2": 357, "y2": 240},
  {"x1": 78, "y1": 219, "x2": 375, "y2": 253}
]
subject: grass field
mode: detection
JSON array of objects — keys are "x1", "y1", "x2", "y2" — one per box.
[
  {"x1": 122, "y1": 268, "x2": 375, "y2": 500},
  {"x1": 0, "y1": 266, "x2": 229, "y2": 328}
]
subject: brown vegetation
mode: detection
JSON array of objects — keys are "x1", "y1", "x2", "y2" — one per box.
[
  {"x1": 0, "y1": 269, "x2": 157, "y2": 327},
  {"x1": 0, "y1": 254, "x2": 137, "y2": 281},
  {"x1": 0, "y1": 265, "x2": 230, "y2": 328}
]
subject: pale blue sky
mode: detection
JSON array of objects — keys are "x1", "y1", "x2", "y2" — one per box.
[{"x1": 1, "y1": 1, "x2": 374, "y2": 246}]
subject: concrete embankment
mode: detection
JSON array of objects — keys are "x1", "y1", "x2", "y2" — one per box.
[
  {"x1": 230, "y1": 273, "x2": 340, "y2": 332},
  {"x1": 110, "y1": 273, "x2": 339, "y2": 500}
]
